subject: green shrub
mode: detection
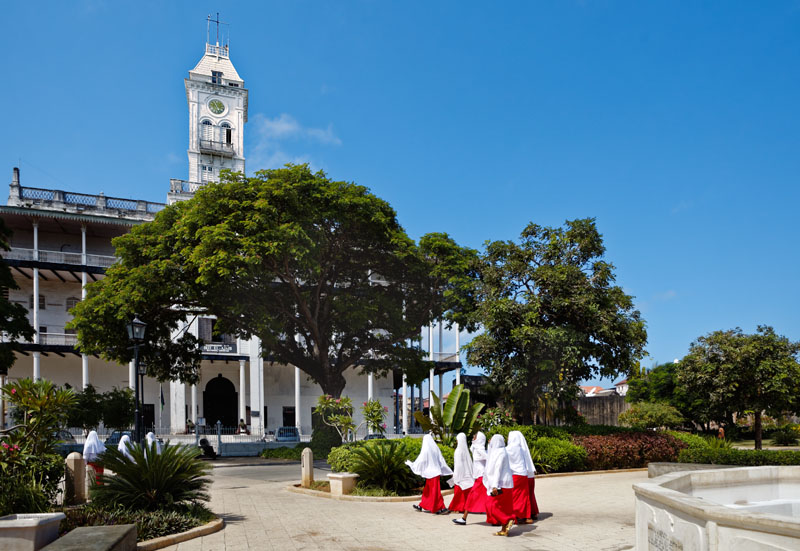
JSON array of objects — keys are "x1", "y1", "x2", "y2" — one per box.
[
  {"x1": 531, "y1": 437, "x2": 587, "y2": 472},
  {"x1": 704, "y1": 436, "x2": 733, "y2": 449},
  {"x1": 572, "y1": 432, "x2": 686, "y2": 470},
  {"x1": 328, "y1": 437, "x2": 455, "y2": 475},
  {"x1": 350, "y1": 440, "x2": 421, "y2": 493},
  {"x1": 618, "y1": 402, "x2": 684, "y2": 430},
  {"x1": 565, "y1": 424, "x2": 636, "y2": 436},
  {"x1": 350, "y1": 482, "x2": 399, "y2": 497},
  {"x1": 771, "y1": 426, "x2": 799, "y2": 447},
  {"x1": 92, "y1": 441, "x2": 210, "y2": 511},
  {"x1": 678, "y1": 447, "x2": 800, "y2": 466},
  {"x1": 60, "y1": 502, "x2": 214, "y2": 542},
  {"x1": 309, "y1": 424, "x2": 342, "y2": 459},
  {"x1": 668, "y1": 431, "x2": 710, "y2": 450},
  {"x1": 327, "y1": 442, "x2": 365, "y2": 472},
  {"x1": 487, "y1": 424, "x2": 570, "y2": 444},
  {"x1": 260, "y1": 446, "x2": 303, "y2": 460}
]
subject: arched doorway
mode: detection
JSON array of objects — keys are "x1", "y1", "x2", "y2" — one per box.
[{"x1": 203, "y1": 374, "x2": 237, "y2": 428}]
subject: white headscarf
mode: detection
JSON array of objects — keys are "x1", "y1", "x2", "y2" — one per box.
[
  {"x1": 82, "y1": 430, "x2": 106, "y2": 463},
  {"x1": 483, "y1": 434, "x2": 514, "y2": 496},
  {"x1": 145, "y1": 432, "x2": 162, "y2": 455},
  {"x1": 450, "y1": 432, "x2": 474, "y2": 490},
  {"x1": 405, "y1": 434, "x2": 454, "y2": 479},
  {"x1": 118, "y1": 434, "x2": 134, "y2": 461},
  {"x1": 470, "y1": 431, "x2": 488, "y2": 478},
  {"x1": 508, "y1": 430, "x2": 536, "y2": 477}
]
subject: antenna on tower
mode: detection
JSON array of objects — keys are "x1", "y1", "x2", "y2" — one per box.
[{"x1": 205, "y1": 13, "x2": 230, "y2": 57}]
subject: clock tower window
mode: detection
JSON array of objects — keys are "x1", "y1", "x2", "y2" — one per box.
[
  {"x1": 221, "y1": 122, "x2": 232, "y2": 144},
  {"x1": 212, "y1": 70, "x2": 223, "y2": 85}
]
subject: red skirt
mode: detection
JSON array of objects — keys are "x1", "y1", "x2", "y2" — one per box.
[
  {"x1": 448, "y1": 485, "x2": 471, "y2": 513},
  {"x1": 485, "y1": 488, "x2": 515, "y2": 525},
  {"x1": 87, "y1": 462, "x2": 104, "y2": 485},
  {"x1": 528, "y1": 476, "x2": 539, "y2": 516},
  {"x1": 464, "y1": 476, "x2": 487, "y2": 513},
  {"x1": 511, "y1": 474, "x2": 531, "y2": 519},
  {"x1": 419, "y1": 476, "x2": 445, "y2": 512}
]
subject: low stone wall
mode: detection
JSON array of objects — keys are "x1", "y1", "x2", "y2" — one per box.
[{"x1": 647, "y1": 462, "x2": 737, "y2": 478}]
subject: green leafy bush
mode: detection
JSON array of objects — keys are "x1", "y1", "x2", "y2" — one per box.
[
  {"x1": 704, "y1": 436, "x2": 733, "y2": 449},
  {"x1": 92, "y1": 441, "x2": 210, "y2": 511},
  {"x1": 309, "y1": 424, "x2": 342, "y2": 459},
  {"x1": 618, "y1": 402, "x2": 684, "y2": 430},
  {"x1": 572, "y1": 432, "x2": 686, "y2": 470},
  {"x1": 565, "y1": 424, "x2": 637, "y2": 436},
  {"x1": 327, "y1": 442, "x2": 363, "y2": 472},
  {"x1": 328, "y1": 437, "x2": 455, "y2": 475},
  {"x1": 667, "y1": 431, "x2": 710, "y2": 450},
  {"x1": 260, "y1": 446, "x2": 303, "y2": 460},
  {"x1": 771, "y1": 426, "x2": 799, "y2": 446},
  {"x1": 350, "y1": 440, "x2": 420, "y2": 493},
  {"x1": 530, "y1": 437, "x2": 587, "y2": 472},
  {"x1": 488, "y1": 424, "x2": 570, "y2": 443},
  {"x1": 678, "y1": 447, "x2": 800, "y2": 466},
  {"x1": 60, "y1": 502, "x2": 214, "y2": 542}
]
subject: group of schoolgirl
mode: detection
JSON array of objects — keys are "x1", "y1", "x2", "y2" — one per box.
[
  {"x1": 82, "y1": 429, "x2": 164, "y2": 480},
  {"x1": 405, "y1": 431, "x2": 539, "y2": 537}
]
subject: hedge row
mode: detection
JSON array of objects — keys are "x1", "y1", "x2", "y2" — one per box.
[
  {"x1": 678, "y1": 447, "x2": 800, "y2": 466},
  {"x1": 573, "y1": 433, "x2": 686, "y2": 470}
]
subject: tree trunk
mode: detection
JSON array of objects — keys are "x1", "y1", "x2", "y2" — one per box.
[
  {"x1": 754, "y1": 411, "x2": 763, "y2": 450},
  {"x1": 318, "y1": 371, "x2": 347, "y2": 398}
]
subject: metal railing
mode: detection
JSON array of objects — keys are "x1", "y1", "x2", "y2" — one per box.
[
  {"x1": 206, "y1": 43, "x2": 229, "y2": 57},
  {"x1": 0, "y1": 247, "x2": 117, "y2": 268},
  {"x1": 16, "y1": 186, "x2": 165, "y2": 215}
]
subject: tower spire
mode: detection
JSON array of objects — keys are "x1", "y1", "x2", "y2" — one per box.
[{"x1": 206, "y1": 13, "x2": 229, "y2": 55}]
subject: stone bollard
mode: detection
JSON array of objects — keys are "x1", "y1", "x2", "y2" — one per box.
[
  {"x1": 65, "y1": 452, "x2": 87, "y2": 505},
  {"x1": 301, "y1": 447, "x2": 314, "y2": 488}
]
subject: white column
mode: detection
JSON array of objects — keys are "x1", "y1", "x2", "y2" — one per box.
[
  {"x1": 428, "y1": 324, "x2": 434, "y2": 418},
  {"x1": 238, "y1": 359, "x2": 246, "y2": 423},
  {"x1": 32, "y1": 221, "x2": 40, "y2": 380},
  {"x1": 294, "y1": 366, "x2": 301, "y2": 433},
  {"x1": 169, "y1": 381, "x2": 186, "y2": 434},
  {"x1": 401, "y1": 374, "x2": 408, "y2": 434},
  {"x1": 249, "y1": 337, "x2": 263, "y2": 433},
  {"x1": 439, "y1": 374, "x2": 443, "y2": 402},
  {"x1": 455, "y1": 322, "x2": 461, "y2": 386},
  {"x1": 128, "y1": 361, "x2": 136, "y2": 390},
  {"x1": 81, "y1": 225, "x2": 89, "y2": 388},
  {"x1": 191, "y1": 384, "x2": 198, "y2": 423},
  {"x1": 367, "y1": 372, "x2": 374, "y2": 401}
]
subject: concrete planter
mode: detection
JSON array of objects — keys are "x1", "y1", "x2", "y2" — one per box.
[
  {"x1": 327, "y1": 473, "x2": 359, "y2": 496},
  {"x1": 0, "y1": 513, "x2": 66, "y2": 551}
]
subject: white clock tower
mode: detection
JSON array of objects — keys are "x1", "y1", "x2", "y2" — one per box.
[{"x1": 169, "y1": 17, "x2": 248, "y2": 203}]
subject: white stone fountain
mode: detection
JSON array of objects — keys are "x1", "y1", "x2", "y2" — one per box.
[{"x1": 633, "y1": 466, "x2": 800, "y2": 550}]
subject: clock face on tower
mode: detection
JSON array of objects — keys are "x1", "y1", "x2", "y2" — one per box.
[{"x1": 208, "y1": 99, "x2": 225, "y2": 115}]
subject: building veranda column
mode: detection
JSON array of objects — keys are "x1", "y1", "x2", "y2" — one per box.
[
  {"x1": 239, "y1": 359, "x2": 246, "y2": 423},
  {"x1": 81, "y1": 225, "x2": 89, "y2": 388},
  {"x1": 428, "y1": 324, "x2": 434, "y2": 419},
  {"x1": 401, "y1": 374, "x2": 408, "y2": 434},
  {"x1": 294, "y1": 366, "x2": 301, "y2": 433},
  {"x1": 32, "y1": 220, "x2": 40, "y2": 380}
]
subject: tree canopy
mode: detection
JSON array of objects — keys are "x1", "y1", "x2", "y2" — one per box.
[
  {"x1": 70, "y1": 165, "x2": 475, "y2": 396},
  {"x1": 676, "y1": 326, "x2": 800, "y2": 449},
  {"x1": 464, "y1": 218, "x2": 647, "y2": 422},
  {"x1": 0, "y1": 218, "x2": 35, "y2": 375}
]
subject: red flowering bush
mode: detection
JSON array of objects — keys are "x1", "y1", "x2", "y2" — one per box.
[{"x1": 572, "y1": 432, "x2": 687, "y2": 471}]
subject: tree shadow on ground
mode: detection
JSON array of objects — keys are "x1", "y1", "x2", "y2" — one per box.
[
  {"x1": 534, "y1": 512, "x2": 553, "y2": 521},
  {"x1": 218, "y1": 513, "x2": 247, "y2": 524}
]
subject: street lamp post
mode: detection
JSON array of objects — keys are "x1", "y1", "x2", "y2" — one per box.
[{"x1": 126, "y1": 316, "x2": 147, "y2": 444}]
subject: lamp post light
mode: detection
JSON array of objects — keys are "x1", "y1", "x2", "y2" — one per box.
[{"x1": 126, "y1": 316, "x2": 147, "y2": 443}]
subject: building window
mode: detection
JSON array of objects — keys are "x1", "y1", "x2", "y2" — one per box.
[
  {"x1": 66, "y1": 297, "x2": 80, "y2": 311},
  {"x1": 39, "y1": 326, "x2": 47, "y2": 335},
  {"x1": 64, "y1": 328, "x2": 76, "y2": 336},
  {"x1": 29, "y1": 294, "x2": 45, "y2": 310},
  {"x1": 211, "y1": 71, "x2": 223, "y2": 84},
  {"x1": 228, "y1": 82, "x2": 239, "y2": 87},
  {"x1": 221, "y1": 122, "x2": 232, "y2": 144},
  {"x1": 282, "y1": 406, "x2": 295, "y2": 428}
]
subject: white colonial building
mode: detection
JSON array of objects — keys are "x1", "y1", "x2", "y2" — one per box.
[{"x1": 0, "y1": 30, "x2": 460, "y2": 438}]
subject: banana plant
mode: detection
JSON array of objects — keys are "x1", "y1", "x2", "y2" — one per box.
[{"x1": 413, "y1": 384, "x2": 484, "y2": 445}]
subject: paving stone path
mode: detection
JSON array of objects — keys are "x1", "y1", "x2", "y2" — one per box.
[{"x1": 164, "y1": 461, "x2": 644, "y2": 551}]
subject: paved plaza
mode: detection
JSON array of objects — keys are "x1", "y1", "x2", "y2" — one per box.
[{"x1": 163, "y1": 460, "x2": 645, "y2": 551}]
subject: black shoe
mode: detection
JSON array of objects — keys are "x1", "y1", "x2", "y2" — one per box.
[
  {"x1": 435, "y1": 508, "x2": 449, "y2": 515},
  {"x1": 413, "y1": 504, "x2": 423, "y2": 511},
  {"x1": 452, "y1": 518, "x2": 466, "y2": 525}
]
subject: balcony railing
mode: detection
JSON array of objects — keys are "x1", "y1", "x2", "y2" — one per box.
[
  {"x1": 15, "y1": 186, "x2": 165, "y2": 215},
  {"x1": 1, "y1": 332, "x2": 79, "y2": 347},
  {"x1": 199, "y1": 139, "x2": 235, "y2": 156},
  {"x1": 0, "y1": 247, "x2": 117, "y2": 268},
  {"x1": 169, "y1": 179, "x2": 204, "y2": 194}
]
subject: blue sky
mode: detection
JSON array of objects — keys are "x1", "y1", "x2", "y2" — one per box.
[{"x1": 4, "y1": 1, "x2": 800, "y2": 389}]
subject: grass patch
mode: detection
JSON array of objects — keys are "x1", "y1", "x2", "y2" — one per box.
[
  {"x1": 350, "y1": 483, "x2": 400, "y2": 497},
  {"x1": 309, "y1": 480, "x2": 330, "y2": 492},
  {"x1": 60, "y1": 502, "x2": 215, "y2": 542}
]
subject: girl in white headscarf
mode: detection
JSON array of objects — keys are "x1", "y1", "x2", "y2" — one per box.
[
  {"x1": 406, "y1": 433, "x2": 453, "y2": 514},
  {"x1": 447, "y1": 433, "x2": 474, "y2": 516},
  {"x1": 145, "y1": 432, "x2": 163, "y2": 456},
  {"x1": 483, "y1": 434, "x2": 516, "y2": 536},
  {"x1": 507, "y1": 430, "x2": 536, "y2": 523},
  {"x1": 458, "y1": 431, "x2": 488, "y2": 521},
  {"x1": 118, "y1": 434, "x2": 134, "y2": 462},
  {"x1": 83, "y1": 430, "x2": 106, "y2": 483}
]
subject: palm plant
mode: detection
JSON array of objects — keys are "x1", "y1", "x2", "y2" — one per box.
[
  {"x1": 350, "y1": 440, "x2": 419, "y2": 493},
  {"x1": 413, "y1": 384, "x2": 484, "y2": 445},
  {"x1": 92, "y1": 440, "x2": 211, "y2": 511}
]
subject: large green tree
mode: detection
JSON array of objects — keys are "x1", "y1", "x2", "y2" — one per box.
[
  {"x1": 0, "y1": 218, "x2": 35, "y2": 375},
  {"x1": 626, "y1": 362, "x2": 716, "y2": 430},
  {"x1": 464, "y1": 218, "x2": 647, "y2": 423},
  {"x1": 677, "y1": 326, "x2": 800, "y2": 449},
  {"x1": 70, "y1": 165, "x2": 475, "y2": 396}
]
